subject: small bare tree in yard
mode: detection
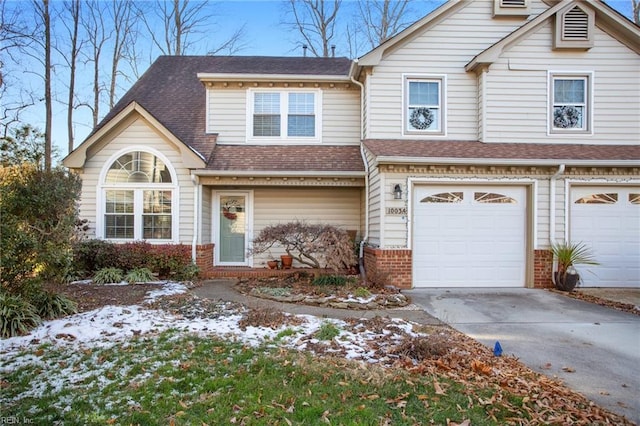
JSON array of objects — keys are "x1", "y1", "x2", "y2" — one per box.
[{"x1": 250, "y1": 221, "x2": 356, "y2": 272}]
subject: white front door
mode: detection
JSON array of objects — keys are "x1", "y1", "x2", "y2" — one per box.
[
  {"x1": 413, "y1": 185, "x2": 527, "y2": 288},
  {"x1": 215, "y1": 192, "x2": 252, "y2": 266}
]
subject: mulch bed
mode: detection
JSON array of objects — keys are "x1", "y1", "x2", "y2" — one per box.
[
  {"x1": 550, "y1": 289, "x2": 640, "y2": 317},
  {"x1": 44, "y1": 282, "x2": 165, "y2": 312}
]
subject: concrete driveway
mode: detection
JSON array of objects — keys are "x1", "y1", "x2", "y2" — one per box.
[{"x1": 404, "y1": 288, "x2": 640, "y2": 423}]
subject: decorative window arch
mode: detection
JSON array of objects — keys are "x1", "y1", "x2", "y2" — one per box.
[{"x1": 98, "y1": 148, "x2": 178, "y2": 242}]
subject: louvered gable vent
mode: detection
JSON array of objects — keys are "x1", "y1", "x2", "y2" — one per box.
[
  {"x1": 563, "y1": 6, "x2": 589, "y2": 40},
  {"x1": 493, "y1": 0, "x2": 530, "y2": 16},
  {"x1": 501, "y1": 0, "x2": 526, "y2": 7},
  {"x1": 554, "y1": 4, "x2": 594, "y2": 50}
]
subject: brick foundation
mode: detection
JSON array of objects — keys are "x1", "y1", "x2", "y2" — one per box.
[
  {"x1": 534, "y1": 249, "x2": 553, "y2": 288},
  {"x1": 195, "y1": 244, "x2": 215, "y2": 276},
  {"x1": 364, "y1": 247, "x2": 413, "y2": 289}
]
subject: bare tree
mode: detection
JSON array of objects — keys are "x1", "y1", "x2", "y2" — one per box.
[
  {"x1": 108, "y1": 0, "x2": 137, "y2": 109},
  {"x1": 137, "y1": 0, "x2": 243, "y2": 56},
  {"x1": 31, "y1": 0, "x2": 53, "y2": 171},
  {"x1": 60, "y1": 0, "x2": 82, "y2": 153},
  {"x1": 286, "y1": 0, "x2": 341, "y2": 57},
  {"x1": 0, "y1": 1, "x2": 36, "y2": 137},
  {"x1": 632, "y1": 0, "x2": 640, "y2": 24},
  {"x1": 357, "y1": 0, "x2": 411, "y2": 48},
  {"x1": 82, "y1": 0, "x2": 109, "y2": 128}
]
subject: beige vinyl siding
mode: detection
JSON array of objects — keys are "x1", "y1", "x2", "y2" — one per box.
[
  {"x1": 365, "y1": 0, "x2": 545, "y2": 140},
  {"x1": 78, "y1": 117, "x2": 195, "y2": 244},
  {"x1": 207, "y1": 88, "x2": 246, "y2": 144},
  {"x1": 365, "y1": 149, "x2": 381, "y2": 246},
  {"x1": 251, "y1": 187, "x2": 362, "y2": 266},
  {"x1": 201, "y1": 186, "x2": 212, "y2": 244},
  {"x1": 207, "y1": 87, "x2": 360, "y2": 145},
  {"x1": 484, "y1": 21, "x2": 640, "y2": 144},
  {"x1": 383, "y1": 179, "x2": 409, "y2": 248},
  {"x1": 322, "y1": 88, "x2": 361, "y2": 144}
]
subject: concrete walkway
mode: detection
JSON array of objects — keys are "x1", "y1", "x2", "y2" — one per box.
[
  {"x1": 404, "y1": 288, "x2": 640, "y2": 424},
  {"x1": 193, "y1": 279, "x2": 441, "y2": 325}
]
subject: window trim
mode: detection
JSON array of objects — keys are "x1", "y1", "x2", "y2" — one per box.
[
  {"x1": 97, "y1": 147, "x2": 179, "y2": 243},
  {"x1": 547, "y1": 71, "x2": 594, "y2": 136},
  {"x1": 402, "y1": 74, "x2": 447, "y2": 137},
  {"x1": 247, "y1": 88, "x2": 322, "y2": 143}
]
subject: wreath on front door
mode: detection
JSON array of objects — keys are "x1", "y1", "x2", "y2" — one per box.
[
  {"x1": 409, "y1": 107, "x2": 434, "y2": 130},
  {"x1": 223, "y1": 207, "x2": 237, "y2": 220}
]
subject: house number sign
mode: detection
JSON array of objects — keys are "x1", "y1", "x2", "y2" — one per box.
[{"x1": 386, "y1": 207, "x2": 407, "y2": 215}]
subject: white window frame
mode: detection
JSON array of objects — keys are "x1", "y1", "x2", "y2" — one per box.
[
  {"x1": 402, "y1": 74, "x2": 447, "y2": 137},
  {"x1": 97, "y1": 147, "x2": 179, "y2": 243},
  {"x1": 247, "y1": 89, "x2": 322, "y2": 143},
  {"x1": 547, "y1": 71, "x2": 594, "y2": 136}
]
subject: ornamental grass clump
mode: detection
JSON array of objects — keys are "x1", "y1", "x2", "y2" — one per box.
[
  {"x1": 0, "y1": 293, "x2": 42, "y2": 338},
  {"x1": 125, "y1": 267, "x2": 155, "y2": 284},
  {"x1": 93, "y1": 267, "x2": 124, "y2": 285},
  {"x1": 30, "y1": 290, "x2": 77, "y2": 320}
]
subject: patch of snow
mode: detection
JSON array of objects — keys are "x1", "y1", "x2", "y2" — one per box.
[{"x1": 1, "y1": 281, "x2": 432, "y2": 410}]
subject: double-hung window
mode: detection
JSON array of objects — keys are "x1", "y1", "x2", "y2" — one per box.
[
  {"x1": 102, "y1": 151, "x2": 176, "y2": 241},
  {"x1": 550, "y1": 73, "x2": 591, "y2": 133},
  {"x1": 250, "y1": 90, "x2": 320, "y2": 141},
  {"x1": 404, "y1": 76, "x2": 445, "y2": 135}
]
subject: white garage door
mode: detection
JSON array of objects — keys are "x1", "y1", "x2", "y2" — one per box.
[
  {"x1": 413, "y1": 185, "x2": 527, "y2": 287},
  {"x1": 570, "y1": 186, "x2": 640, "y2": 288}
]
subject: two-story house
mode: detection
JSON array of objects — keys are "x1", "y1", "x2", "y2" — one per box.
[{"x1": 64, "y1": 0, "x2": 640, "y2": 289}]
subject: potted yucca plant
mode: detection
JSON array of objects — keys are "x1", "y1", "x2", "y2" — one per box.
[{"x1": 550, "y1": 241, "x2": 599, "y2": 291}]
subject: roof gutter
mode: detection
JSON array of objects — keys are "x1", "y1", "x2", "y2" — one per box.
[
  {"x1": 197, "y1": 73, "x2": 351, "y2": 82},
  {"x1": 374, "y1": 156, "x2": 640, "y2": 168},
  {"x1": 192, "y1": 170, "x2": 366, "y2": 178}
]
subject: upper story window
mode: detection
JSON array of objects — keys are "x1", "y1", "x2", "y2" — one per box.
[
  {"x1": 101, "y1": 150, "x2": 177, "y2": 242},
  {"x1": 249, "y1": 90, "x2": 321, "y2": 142},
  {"x1": 549, "y1": 73, "x2": 592, "y2": 134},
  {"x1": 404, "y1": 75, "x2": 445, "y2": 136}
]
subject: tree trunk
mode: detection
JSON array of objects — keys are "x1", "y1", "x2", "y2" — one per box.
[{"x1": 43, "y1": 0, "x2": 52, "y2": 171}]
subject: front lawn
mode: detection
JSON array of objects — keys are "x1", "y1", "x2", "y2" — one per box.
[{"x1": 1, "y1": 283, "x2": 633, "y2": 425}]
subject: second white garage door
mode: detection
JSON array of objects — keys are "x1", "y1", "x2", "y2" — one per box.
[
  {"x1": 413, "y1": 185, "x2": 527, "y2": 288},
  {"x1": 570, "y1": 186, "x2": 640, "y2": 287}
]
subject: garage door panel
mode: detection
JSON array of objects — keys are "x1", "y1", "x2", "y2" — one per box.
[
  {"x1": 570, "y1": 186, "x2": 640, "y2": 287},
  {"x1": 413, "y1": 185, "x2": 526, "y2": 288}
]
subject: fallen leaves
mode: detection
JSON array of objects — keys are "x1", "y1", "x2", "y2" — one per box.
[{"x1": 471, "y1": 359, "x2": 492, "y2": 376}]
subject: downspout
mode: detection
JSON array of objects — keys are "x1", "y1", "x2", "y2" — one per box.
[
  {"x1": 191, "y1": 174, "x2": 200, "y2": 264},
  {"x1": 549, "y1": 164, "x2": 565, "y2": 285},
  {"x1": 351, "y1": 68, "x2": 369, "y2": 282}
]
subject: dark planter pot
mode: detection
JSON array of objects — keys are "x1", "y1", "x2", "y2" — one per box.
[
  {"x1": 554, "y1": 272, "x2": 580, "y2": 291},
  {"x1": 267, "y1": 260, "x2": 279, "y2": 270},
  {"x1": 281, "y1": 255, "x2": 293, "y2": 269}
]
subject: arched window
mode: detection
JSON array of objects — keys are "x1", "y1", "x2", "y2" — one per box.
[{"x1": 101, "y1": 150, "x2": 176, "y2": 241}]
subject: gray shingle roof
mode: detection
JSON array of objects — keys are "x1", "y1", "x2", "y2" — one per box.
[
  {"x1": 363, "y1": 139, "x2": 640, "y2": 164},
  {"x1": 91, "y1": 56, "x2": 353, "y2": 161}
]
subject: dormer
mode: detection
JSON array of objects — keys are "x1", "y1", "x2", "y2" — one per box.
[
  {"x1": 493, "y1": 0, "x2": 531, "y2": 17},
  {"x1": 554, "y1": 3, "x2": 595, "y2": 50}
]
